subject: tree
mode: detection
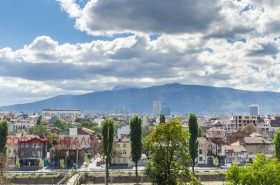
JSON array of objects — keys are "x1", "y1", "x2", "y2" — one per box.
[
  {"x1": 226, "y1": 153, "x2": 280, "y2": 185},
  {"x1": 59, "y1": 159, "x2": 65, "y2": 169},
  {"x1": 144, "y1": 118, "x2": 197, "y2": 185},
  {"x1": 198, "y1": 126, "x2": 204, "y2": 137},
  {"x1": 0, "y1": 120, "x2": 8, "y2": 154},
  {"x1": 36, "y1": 115, "x2": 42, "y2": 125},
  {"x1": 130, "y1": 115, "x2": 143, "y2": 177},
  {"x1": 39, "y1": 159, "x2": 44, "y2": 169},
  {"x1": 102, "y1": 119, "x2": 114, "y2": 185},
  {"x1": 160, "y1": 114, "x2": 166, "y2": 123},
  {"x1": 188, "y1": 113, "x2": 198, "y2": 174},
  {"x1": 213, "y1": 157, "x2": 219, "y2": 167},
  {"x1": 15, "y1": 159, "x2": 20, "y2": 170},
  {"x1": 54, "y1": 119, "x2": 68, "y2": 129},
  {"x1": 241, "y1": 123, "x2": 257, "y2": 135},
  {"x1": 274, "y1": 129, "x2": 280, "y2": 160}
]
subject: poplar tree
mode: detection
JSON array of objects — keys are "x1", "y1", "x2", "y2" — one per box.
[
  {"x1": 102, "y1": 119, "x2": 114, "y2": 185},
  {"x1": 0, "y1": 120, "x2": 8, "y2": 154},
  {"x1": 188, "y1": 113, "x2": 198, "y2": 174},
  {"x1": 130, "y1": 115, "x2": 142, "y2": 177},
  {"x1": 160, "y1": 114, "x2": 166, "y2": 123},
  {"x1": 274, "y1": 129, "x2": 280, "y2": 160}
]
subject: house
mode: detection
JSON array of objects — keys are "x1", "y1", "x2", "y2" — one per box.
[
  {"x1": 224, "y1": 141, "x2": 247, "y2": 164},
  {"x1": 117, "y1": 125, "x2": 130, "y2": 138},
  {"x1": 112, "y1": 137, "x2": 131, "y2": 166},
  {"x1": 226, "y1": 131, "x2": 249, "y2": 145},
  {"x1": 197, "y1": 137, "x2": 226, "y2": 165},
  {"x1": 18, "y1": 137, "x2": 48, "y2": 167},
  {"x1": 242, "y1": 136, "x2": 273, "y2": 162}
]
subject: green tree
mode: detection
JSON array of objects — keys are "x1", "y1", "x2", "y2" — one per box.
[
  {"x1": 39, "y1": 159, "x2": 44, "y2": 169},
  {"x1": 188, "y1": 113, "x2": 198, "y2": 174},
  {"x1": 54, "y1": 120, "x2": 68, "y2": 129},
  {"x1": 59, "y1": 159, "x2": 65, "y2": 169},
  {"x1": 0, "y1": 120, "x2": 8, "y2": 154},
  {"x1": 15, "y1": 159, "x2": 20, "y2": 170},
  {"x1": 36, "y1": 115, "x2": 42, "y2": 125},
  {"x1": 130, "y1": 115, "x2": 143, "y2": 177},
  {"x1": 240, "y1": 123, "x2": 257, "y2": 135},
  {"x1": 144, "y1": 118, "x2": 196, "y2": 185},
  {"x1": 102, "y1": 119, "x2": 114, "y2": 185},
  {"x1": 213, "y1": 157, "x2": 219, "y2": 167},
  {"x1": 274, "y1": 129, "x2": 280, "y2": 160},
  {"x1": 198, "y1": 126, "x2": 204, "y2": 137},
  {"x1": 226, "y1": 153, "x2": 280, "y2": 185},
  {"x1": 160, "y1": 114, "x2": 166, "y2": 123}
]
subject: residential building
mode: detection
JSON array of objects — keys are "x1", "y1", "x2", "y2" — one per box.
[
  {"x1": 112, "y1": 137, "x2": 131, "y2": 165},
  {"x1": 117, "y1": 125, "x2": 130, "y2": 138},
  {"x1": 224, "y1": 141, "x2": 247, "y2": 164},
  {"x1": 242, "y1": 136, "x2": 273, "y2": 162},
  {"x1": 229, "y1": 115, "x2": 258, "y2": 131},
  {"x1": 18, "y1": 137, "x2": 48, "y2": 167}
]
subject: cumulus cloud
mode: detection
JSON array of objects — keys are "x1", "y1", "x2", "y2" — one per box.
[
  {"x1": 57, "y1": 0, "x2": 81, "y2": 18},
  {"x1": 71, "y1": 0, "x2": 222, "y2": 35},
  {"x1": 1, "y1": 0, "x2": 280, "y2": 106}
]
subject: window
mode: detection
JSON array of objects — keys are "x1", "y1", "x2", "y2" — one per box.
[
  {"x1": 123, "y1": 144, "x2": 126, "y2": 148},
  {"x1": 123, "y1": 150, "x2": 126, "y2": 155},
  {"x1": 199, "y1": 157, "x2": 203, "y2": 161},
  {"x1": 199, "y1": 149, "x2": 202, "y2": 154}
]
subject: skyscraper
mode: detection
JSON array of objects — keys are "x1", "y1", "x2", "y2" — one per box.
[
  {"x1": 153, "y1": 100, "x2": 161, "y2": 115},
  {"x1": 250, "y1": 104, "x2": 259, "y2": 116}
]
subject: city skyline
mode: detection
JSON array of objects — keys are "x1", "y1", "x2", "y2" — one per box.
[{"x1": 0, "y1": 0, "x2": 280, "y2": 106}]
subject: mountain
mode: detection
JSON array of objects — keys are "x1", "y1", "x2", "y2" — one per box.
[{"x1": 1, "y1": 83, "x2": 280, "y2": 114}]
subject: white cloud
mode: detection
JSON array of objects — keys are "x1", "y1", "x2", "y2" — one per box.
[{"x1": 57, "y1": 0, "x2": 81, "y2": 18}]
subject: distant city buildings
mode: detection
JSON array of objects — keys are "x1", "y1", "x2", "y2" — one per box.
[
  {"x1": 153, "y1": 100, "x2": 170, "y2": 115},
  {"x1": 250, "y1": 104, "x2": 259, "y2": 116},
  {"x1": 42, "y1": 108, "x2": 81, "y2": 117},
  {"x1": 153, "y1": 100, "x2": 161, "y2": 115}
]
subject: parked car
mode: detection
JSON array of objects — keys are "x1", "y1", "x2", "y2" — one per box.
[{"x1": 221, "y1": 163, "x2": 232, "y2": 169}]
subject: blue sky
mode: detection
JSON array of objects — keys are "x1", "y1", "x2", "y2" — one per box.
[{"x1": 0, "y1": 0, "x2": 280, "y2": 106}]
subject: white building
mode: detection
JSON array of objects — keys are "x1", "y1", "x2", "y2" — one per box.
[
  {"x1": 42, "y1": 109, "x2": 81, "y2": 117},
  {"x1": 153, "y1": 100, "x2": 161, "y2": 115},
  {"x1": 250, "y1": 104, "x2": 259, "y2": 116}
]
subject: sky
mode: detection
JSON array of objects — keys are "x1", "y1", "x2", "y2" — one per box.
[{"x1": 0, "y1": 0, "x2": 280, "y2": 106}]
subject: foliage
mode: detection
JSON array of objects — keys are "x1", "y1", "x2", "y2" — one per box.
[
  {"x1": 76, "y1": 118, "x2": 101, "y2": 138},
  {"x1": 130, "y1": 115, "x2": 143, "y2": 176},
  {"x1": 274, "y1": 129, "x2": 280, "y2": 160},
  {"x1": 144, "y1": 118, "x2": 193, "y2": 185},
  {"x1": 70, "y1": 167, "x2": 76, "y2": 176},
  {"x1": 36, "y1": 115, "x2": 42, "y2": 125},
  {"x1": 28, "y1": 124, "x2": 49, "y2": 136},
  {"x1": 15, "y1": 159, "x2": 20, "y2": 170},
  {"x1": 102, "y1": 119, "x2": 114, "y2": 185},
  {"x1": 226, "y1": 153, "x2": 280, "y2": 185},
  {"x1": 240, "y1": 123, "x2": 257, "y2": 135},
  {"x1": 160, "y1": 114, "x2": 166, "y2": 123},
  {"x1": 0, "y1": 120, "x2": 8, "y2": 154},
  {"x1": 188, "y1": 113, "x2": 198, "y2": 174},
  {"x1": 47, "y1": 133, "x2": 59, "y2": 149},
  {"x1": 198, "y1": 126, "x2": 204, "y2": 137},
  {"x1": 213, "y1": 157, "x2": 219, "y2": 167},
  {"x1": 39, "y1": 160, "x2": 44, "y2": 169},
  {"x1": 54, "y1": 119, "x2": 68, "y2": 129},
  {"x1": 83, "y1": 153, "x2": 90, "y2": 170},
  {"x1": 59, "y1": 159, "x2": 65, "y2": 169},
  {"x1": 142, "y1": 125, "x2": 154, "y2": 138}
]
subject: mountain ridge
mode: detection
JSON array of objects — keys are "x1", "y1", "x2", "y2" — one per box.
[{"x1": 1, "y1": 83, "x2": 280, "y2": 114}]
